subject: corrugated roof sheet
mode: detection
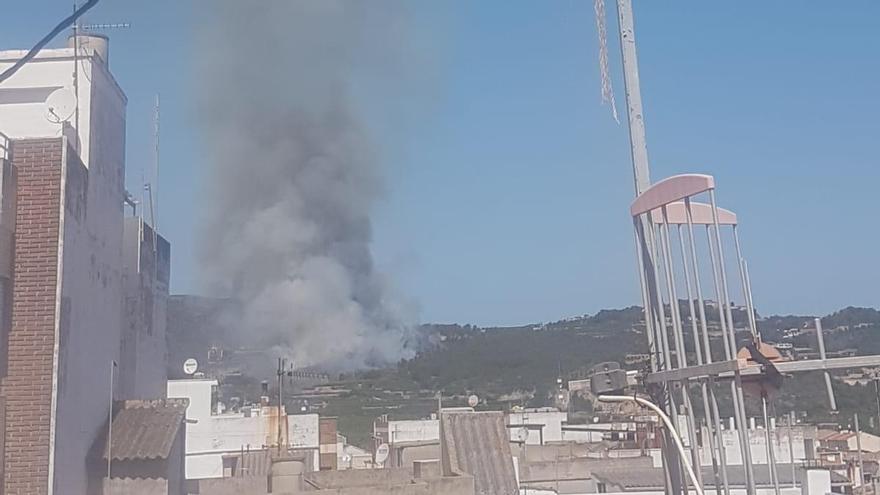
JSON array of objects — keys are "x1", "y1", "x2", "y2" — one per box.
[
  {"x1": 104, "y1": 399, "x2": 188, "y2": 461},
  {"x1": 441, "y1": 411, "x2": 518, "y2": 495}
]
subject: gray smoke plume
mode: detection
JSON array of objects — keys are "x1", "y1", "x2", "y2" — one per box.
[{"x1": 195, "y1": 1, "x2": 416, "y2": 369}]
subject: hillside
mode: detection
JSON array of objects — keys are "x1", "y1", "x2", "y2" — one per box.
[{"x1": 166, "y1": 296, "x2": 880, "y2": 446}]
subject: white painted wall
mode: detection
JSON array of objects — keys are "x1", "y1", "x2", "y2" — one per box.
[
  {"x1": 700, "y1": 425, "x2": 815, "y2": 467},
  {"x1": 0, "y1": 46, "x2": 126, "y2": 166},
  {"x1": 387, "y1": 419, "x2": 439, "y2": 444},
  {"x1": 848, "y1": 432, "x2": 880, "y2": 453},
  {"x1": 167, "y1": 379, "x2": 320, "y2": 479},
  {"x1": 801, "y1": 470, "x2": 831, "y2": 495}
]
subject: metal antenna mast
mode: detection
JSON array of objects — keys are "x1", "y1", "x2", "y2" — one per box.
[{"x1": 609, "y1": 2, "x2": 686, "y2": 494}]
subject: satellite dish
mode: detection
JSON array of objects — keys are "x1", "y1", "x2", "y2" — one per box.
[
  {"x1": 183, "y1": 358, "x2": 199, "y2": 375},
  {"x1": 341, "y1": 453, "x2": 352, "y2": 463},
  {"x1": 375, "y1": 443, "x2": 390, "y2": 465},
  {"x1": 44, "y1": 88, "x2": 77, "y2": 123},
  {"x1": 515, "y1": 427, "x2": 530, "y2": 443},
  {"x1": 467, "y1": 395, "x2": 479, "y2": 408}
]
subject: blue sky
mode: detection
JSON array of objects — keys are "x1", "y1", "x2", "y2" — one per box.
[{"x1": 2, "y1": 1, "x2": 878, "y2": 326}]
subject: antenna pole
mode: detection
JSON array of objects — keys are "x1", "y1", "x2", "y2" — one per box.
[
  {"x1": 107, "y1": 360, "x2": 116, "y2": 493},
  {"x1": 72, "y1": 2, "x2": 80, "y2": 153},
  {"x1": 615, "y1": 0, "x2": 651, "y2": 194},
  {"x1": 277, "y1": 358, "x2": 284, "y2": 454},
  {"x1": 152, "y1": 93, "x2": 160, "y2": 232}
]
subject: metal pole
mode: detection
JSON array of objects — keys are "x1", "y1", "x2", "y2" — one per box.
[
  {"x1": 277, "y1": 358, "x2": 284, "y2": 453},
  {"x1": 709, "y1": 192, "x2": 757, "y2": 495},
  {"x1": 874, "y1": 379, "x2": 880, "y2": 430},
  {"x1": 615, "y1": 0, "x2": 651, "y2": 194},
  {"x1": 648, "y1": 225, "x2": 674, "y2": 389},
  {"x1": 814, "y1": 318, "x2": 838, "y2": 411},
  {"x1": 708, "y1": 384, "x2": 731, "y2": 495},
  {"x1": 762, "y1": 397, "x2": 781, "y2": 495},
  {"x1": 733, "y1": 228, "x2": 758, "y2": 340},
  {"x1": 659, "y1": 209, "x2": 704, "y2": 489},
  {"x1": 651, "y1": 221, "x2": 683, "y2": 494},
  {"x1": 707, "y1": 224, "x2": 754, "y2": 485},
  {"x1": 855, "y1": 413, "x2": 865, "y2": 488},
  {"x1": 742, "y1": 260, "x2": 759, "y2": 341},
  {"x1": 788, "y1": 412, "x2": 796, "y2": 489},
  {"x1": 107, "y1": 360, "x2": 116, "y2": 493},
  {"x1": 659, "y1": 212, "x2": 687, "y2": 371},
  {"x1": 678, "y1": 225, "x2": 723, "y2": 495},
  {"x1": 705, "y1": 226, "x2": 733, "y2": 361},
  {"x1": 678, "y1": 225, "x2": 703, "y2": 366},
  {"x1": 614, "y1": 2, "x2": 687, "y2": 491},
  {"x1": 634, "y1": 219, "x2": 659, "y2": 373}
]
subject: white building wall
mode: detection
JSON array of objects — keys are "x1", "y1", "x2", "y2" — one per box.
[
  {"x1": 701, "y1": 426, "x2": 813, "y2": 467},
  {"x1": 0, "y1": 44, "x2": 129, "y2": 494},
  {"x1": 848, "y1": 432, "x2": 880, "y2": 453},
  {"x1": 168, "y1": 379, "x2": 320, "y2": 479},
  {"x1": 508, "y1": 409, "x2": 567, "y2": 445},
  {"x1": 387, "y1": 419, "x2": 440, "y2": 444}
]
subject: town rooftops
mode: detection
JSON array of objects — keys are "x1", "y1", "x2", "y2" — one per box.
[
  {"x1": 103, "y1": 399, "x2": 189, "y2": 461},
  {"x1": 817, "y1": 429, "x2": 858, "y2": 442}
]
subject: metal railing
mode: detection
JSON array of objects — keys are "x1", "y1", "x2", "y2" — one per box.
[{"x1": 0, "y1": 131, "x2": 9, "y2": 160}]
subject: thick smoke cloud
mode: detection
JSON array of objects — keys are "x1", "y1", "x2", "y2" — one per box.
[{"x1": 195, "y1": 1, "x2": 415, "y2": 369}]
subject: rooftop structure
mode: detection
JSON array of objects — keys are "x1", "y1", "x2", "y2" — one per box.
[
  {"x1": 166, "y1": 378, "x2": 320, "y2": 480},
  {"x1": 99, "y1": 399, "x2": 189, "y2": 495}
]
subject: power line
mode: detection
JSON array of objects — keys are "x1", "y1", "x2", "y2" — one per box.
[{"x1": 0, "y1": 0, "x2": 100, "y2": 85}]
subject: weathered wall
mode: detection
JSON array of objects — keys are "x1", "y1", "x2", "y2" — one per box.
[
  {"x1": 52, "y1": 69, "x2": 126, "y2": 492},
  {"x1": 2, "y1": 138, "x2": 64, "y2": 495},
  {"x1": 120, "y1": 218, "x2": 170, "y2": 399}
]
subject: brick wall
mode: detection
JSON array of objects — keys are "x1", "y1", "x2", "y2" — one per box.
[{"x1": 1, "y1": 138, "x2": 64, "y2": 495}]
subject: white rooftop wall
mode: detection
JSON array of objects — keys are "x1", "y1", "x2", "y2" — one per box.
[{"x1": 0, "y1": 47, "x2": 126, "y2": 166}]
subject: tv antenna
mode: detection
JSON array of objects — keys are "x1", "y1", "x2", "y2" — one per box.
[{"x1": 69, "y1": 5, "x2": 130, "y2": 152}]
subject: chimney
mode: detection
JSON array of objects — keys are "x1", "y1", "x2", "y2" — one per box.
[{"x1": 68, "y1": 33, "x2": 110, "y2": 66}]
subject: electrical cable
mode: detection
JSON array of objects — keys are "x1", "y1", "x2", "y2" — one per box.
[{"x1": 0, "y1": 0, "x2": 100, "y2": 85}]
